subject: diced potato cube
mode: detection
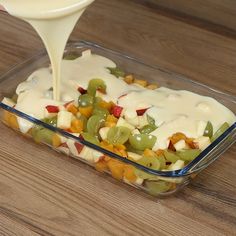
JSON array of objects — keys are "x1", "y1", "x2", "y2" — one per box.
[
  {"x1": 124, "y1": 109, "x2": 137, "y2": 120},
  {"x1": 99, "y1": 127, "x2": 110, "y2": 140},
  {"x1": 17, "y1": 117, "x2": 33, "y2": 134},
  {"x1": 124, "y1": 109, "x2": 139, "y2": 126},
  {"x1": 174, "y1": 139, "x2": 187, "y2": 151},
  {"x1": 57, "y1": 110, "x2": 73, "y2": 129},
  {"x1": 127, "y1": 152, "x2": 142, "y2": 161},
  {"x1": 127, "y1": 117, "x2": 139, "y2": 127}
]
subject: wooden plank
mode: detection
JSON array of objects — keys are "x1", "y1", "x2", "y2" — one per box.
[
  {"x1": 0, "y1": 214, "x2": 40, "y2": 236},
  {"x1": 143, "y1": 0, "x2": 236, "y2": 32}
]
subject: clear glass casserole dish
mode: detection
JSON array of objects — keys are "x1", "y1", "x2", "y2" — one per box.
[{"x1": 0, "y1": 40, "x2": 235, "y2": 197}]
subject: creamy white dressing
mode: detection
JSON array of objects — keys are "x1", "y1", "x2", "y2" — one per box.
[
  {"x1": 0, "y1": 0, "x2": 95, "y2": 100},
  {"x1": 118, "y1": 87, "x2": 236, "y2": 149},
  {"x1": 15, "y1": 51, "x2": 142, "y2": 122},
  {"x1": 0, "y1": 0, "x2": 235, "y2": 149},
  {"x1": 12, "y1": 51, "x2": 236, "y2": 146}
]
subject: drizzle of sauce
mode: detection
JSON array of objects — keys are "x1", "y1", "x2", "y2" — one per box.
[
  {"x1": 14, "y1": 51, "x2": 236, "y2": 148},
  {"x1": 0, "y1": 0, "x2": 95, "y2": 100},
  {"x1": 118, "y1": 88, "x2": 236, "y2": 149},
  {"x1": 15, "y1": 51, "x2": 142, "y2": 119},
  {"x1": 0, "y1": 1, "x2": 235, "y2": 148}
]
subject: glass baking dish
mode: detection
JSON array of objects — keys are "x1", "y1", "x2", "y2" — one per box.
[{"x1": 0, "y1": 40, "x2": 235, "y2": 197}]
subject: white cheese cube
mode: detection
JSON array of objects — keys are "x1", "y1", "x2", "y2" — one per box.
[
  {"x1": 194, "y1": 136, "x2": 211, "y2": 150},
  {"x1": 17, "y1": 117, "x2": 33, "y2": 134},
  {"x1": 57, "y1": 110, "x2": 72, "y2": 129},
  {"x1": 99, "y1": 127, "x2": 110, "y2": 140},
  {"x1": 127, "y1": 152, "x2": 142, "y2": 161},
  {"x1": 174, "y1": 139, "x2": 187, "y2": 151},
  {"x1": 152, "y1": 139, "x2": 170, "y2": 151}
]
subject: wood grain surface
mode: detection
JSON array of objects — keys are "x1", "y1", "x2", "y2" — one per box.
[
  {"x1": 0, "y1": 0, "x2": 235, "y2": 235},
  {"x1": 145, "y1": 0, "x2": 236, "y2": 32}
]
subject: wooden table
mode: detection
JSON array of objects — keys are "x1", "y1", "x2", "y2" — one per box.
[{"x1": 0, "y1": 1, "x2": 235, "y2": 235}]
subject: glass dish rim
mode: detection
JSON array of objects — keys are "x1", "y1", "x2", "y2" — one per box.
[{"x1": 0, "y1": 40, "x2": 235, "y2": 178}]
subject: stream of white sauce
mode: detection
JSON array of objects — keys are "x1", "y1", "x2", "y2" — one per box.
[{"x1": 0, "y1": 0, "x2": 95, "y2": 100}]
